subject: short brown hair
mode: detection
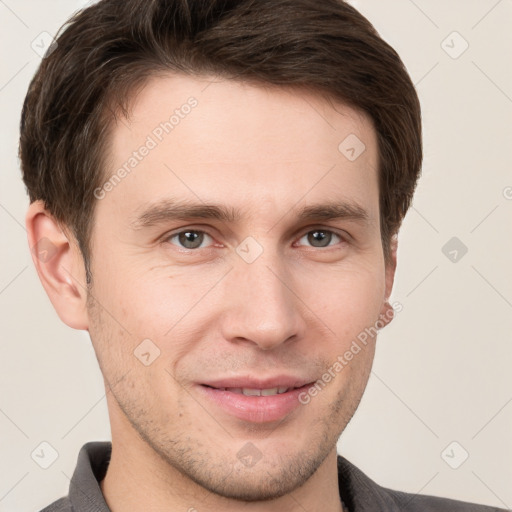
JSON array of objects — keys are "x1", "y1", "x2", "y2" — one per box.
[{"x1": 19, "y1": 0, "x2": 422, "y2": 283}]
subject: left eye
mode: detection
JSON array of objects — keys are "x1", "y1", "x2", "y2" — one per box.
[{"x1": 296, "y1": 229, "x2": 343, "y2": 248}]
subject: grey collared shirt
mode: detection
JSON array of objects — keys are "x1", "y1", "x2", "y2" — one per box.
[{"x1": 38, "y1": 441, "x2": 506, "y2": 512}]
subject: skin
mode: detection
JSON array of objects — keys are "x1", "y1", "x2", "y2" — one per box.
[{"x1": 27, "y1": 74, "x2": 397, "y2": 512}]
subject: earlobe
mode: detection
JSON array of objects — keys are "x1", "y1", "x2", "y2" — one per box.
[
  {"x1": 26, "y1": 200, "x2": 89, "y2": 330},
  {"x1": 377, "y1": 300, "x2": 395, "y2": 330}
]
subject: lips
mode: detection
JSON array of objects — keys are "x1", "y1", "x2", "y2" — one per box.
[{"x1": 197, "y1": 375, "x2": 316, "y2": 423}]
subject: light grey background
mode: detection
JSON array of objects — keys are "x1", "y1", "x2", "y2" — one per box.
[{"x1": 1, "y1": 0, "x2": 511, "y2": 510}]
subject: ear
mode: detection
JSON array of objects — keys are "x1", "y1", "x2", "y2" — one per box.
[
  {"x1": 377, "y1": 234, "x2": 398, "y2": 329},
  {"x1": 26, "y1": 200, "x2": 89, "y2": 330}
]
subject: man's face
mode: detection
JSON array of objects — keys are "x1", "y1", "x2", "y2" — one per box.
[{"x1": 86, "y1": 74, "x2": 394, "y2": 500}]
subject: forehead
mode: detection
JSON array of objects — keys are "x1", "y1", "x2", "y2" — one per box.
[{"x1": 99, "y1": 73, "x2": 380, "y2": 227}]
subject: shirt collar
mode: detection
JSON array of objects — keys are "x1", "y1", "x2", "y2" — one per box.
[{"x1": 69, "y1": 441, "x2": 111, "y2": 512}]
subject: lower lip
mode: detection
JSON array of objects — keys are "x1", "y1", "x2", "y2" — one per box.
[{"x1": 196, "y1": 384, "x2": 313, "y2": 423}]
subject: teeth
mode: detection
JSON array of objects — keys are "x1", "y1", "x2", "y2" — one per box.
[
  {"x1": 243, "y1": 388, "x2": 262, "y2": 396},
  {"x1": 261, "y1": 387, "x2": 279, "y2": 396}
]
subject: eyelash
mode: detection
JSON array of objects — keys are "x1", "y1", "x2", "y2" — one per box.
[{"x1": 162, "y1": 226, "x2": 349, "y2": 251}]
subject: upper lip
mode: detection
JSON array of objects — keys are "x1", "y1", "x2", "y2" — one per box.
[{"x1": 200, "y1": 375, "x2": 315, "y2": 389}]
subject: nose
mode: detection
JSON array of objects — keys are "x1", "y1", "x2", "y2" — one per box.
[{"x1": 219, "y1": 247, "x2": 307, "y2": 351}]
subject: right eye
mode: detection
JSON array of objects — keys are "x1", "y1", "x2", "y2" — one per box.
[{"x1": 164, "y1": 229, "x2": 215, "y2": 250}]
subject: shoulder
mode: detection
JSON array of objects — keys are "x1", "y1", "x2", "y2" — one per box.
[
  {"x1": 337, "y1": 454, "x2": 507, "y2": 511},
  {"x1": 384, "y1": 487, "x2": 506, "y2": 511},
  {"x1": 38, "y1": 496, "x2": 73, "y2": 512}
]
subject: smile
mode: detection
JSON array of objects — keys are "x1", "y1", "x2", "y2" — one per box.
[{"x1": 197, "y1": 382, "x2": 314, "y2": 423}]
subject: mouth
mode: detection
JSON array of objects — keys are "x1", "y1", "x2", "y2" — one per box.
[
  {"x1": 197, "y1": 380, "x2": 315, "y2": 423},
  {"x1": 202, "y1": 385, "x2": 303, "y2": 396}
]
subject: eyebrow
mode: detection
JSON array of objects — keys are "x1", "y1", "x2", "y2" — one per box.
[{"x1": 129, "y1": 198, "x2": 370, "y2": 230}]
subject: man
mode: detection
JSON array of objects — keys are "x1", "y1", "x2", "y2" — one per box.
[{"x1": 19, "y1": 0, "x2": 505, "y2": 510}]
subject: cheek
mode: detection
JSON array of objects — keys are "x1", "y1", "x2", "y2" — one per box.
[
  {"x1": 90, "y1": 249, "x2": 187, "y2": 332},
  {"x1": 302, "y1": 268, "x2": 385, "y2": 383},
  {"x1": 303, "y1": 261, "x2": 385, "y2": 328},
  {"x1": 120, "y1": 271, "x2": 216, "y2": 339}
]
